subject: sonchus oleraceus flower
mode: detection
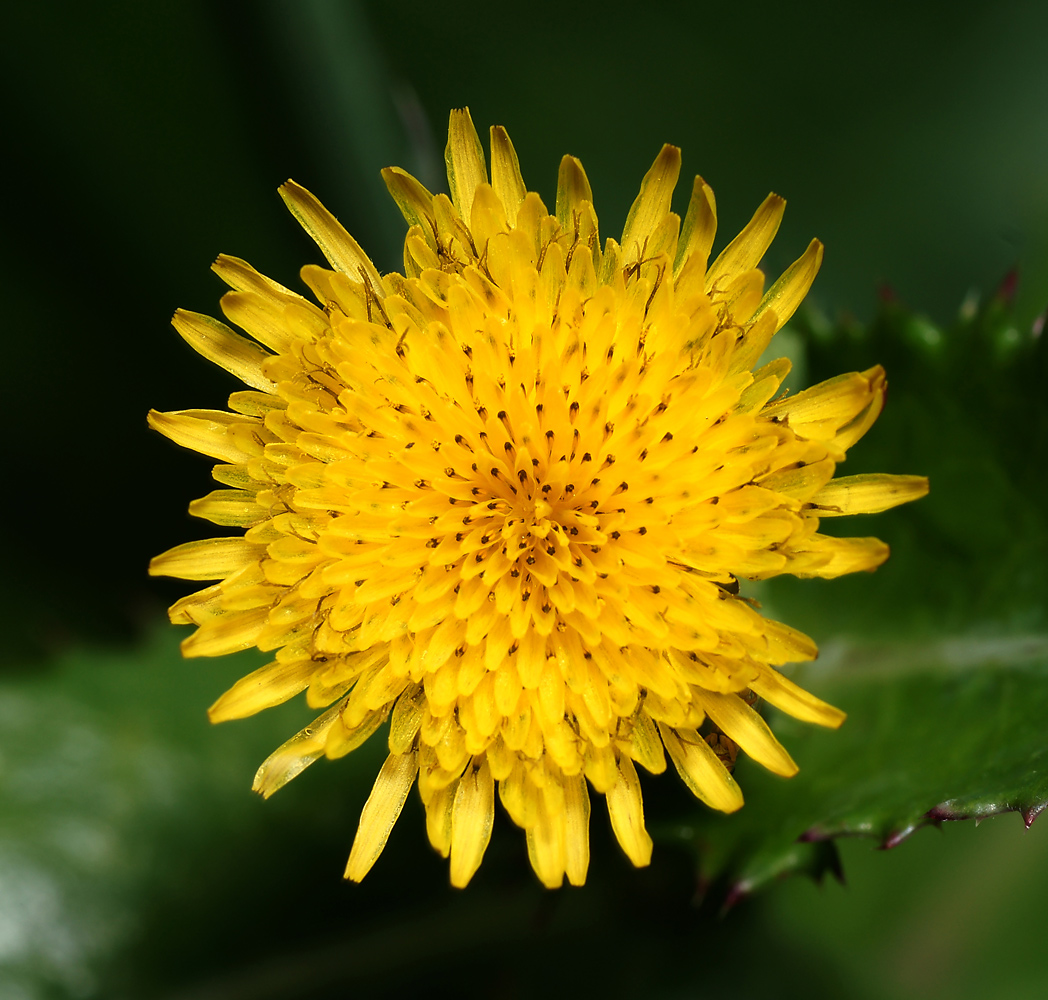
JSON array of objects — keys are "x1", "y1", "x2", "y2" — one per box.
[{"x1": 149, "y1": 108, "x2": 928, "y2": 889}]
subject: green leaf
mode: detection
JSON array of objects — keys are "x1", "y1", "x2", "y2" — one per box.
[
  {"x1": 668, "y1": 640, "x2": 1048, "y2": 903},
  {"x1": 663, "y1": 288, "x2": 1048, "y2": 902},
  {"x1": 769, "y1": 283, "x2": 1048, "y2": 637}
]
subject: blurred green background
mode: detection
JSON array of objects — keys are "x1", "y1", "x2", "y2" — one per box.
[{"x1": 3, "y1": 1, "x2": 1048, "y2": 997}]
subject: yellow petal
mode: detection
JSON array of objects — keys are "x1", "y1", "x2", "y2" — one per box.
[
  {"x1": 706, "y1": 192, "x2": 785, "y2": 291},
  {"x1": 526, "y1": 792, "x2": 566, "y2": 889},
  {"x1": 389, "y1": 684, "x2": 425, "y2": 754},
  {"x1": 791, "y1": 534, "x2": 890, "y2": 578},
  {"x1": 738, "y1": 357, "x2": 792, "y2": 413},
  {"x1": 562, "y1": 772, "x2": 591, "y2": 886},
  {"x1": 761, "y1": 366, "x2": 884, "y2": 443},
  {"x1": 555, "y1": 154, "x2": 594, "y2": 231},
  {"x1": 621, "y1": 144, "x2": 681, "y2": 264},
  {"x1": 605, "y1": 755, "x2": 652, "y2": 867},
  {"x1": 171, "y1": 309, "x2": 277, "y2": 392},
  {"x1": 150, "y1": 537, "x2": 261, "y2": 581},
  {"x1": 728, "y1": 309, "x2": 779, "y2": 373},
  {"x1": 147, "y1": 409, "x2": 257, "y2": 465},
  {"x1": 625, "y1": 709, "x2": 667, "y2": 774},
  {"x1": 208, "y1": 657, "x2": 314, "y2": 722},
  {"x1": 326, "y1": 708, "x2": 388, "y2": 759},
  {"x1": 674, "y1": 175, "x2": 717, "y2": 277},
  {"x1": 445, "y1": 107, "x2": 487, "y2": 224},
  {"x1": 180, "y1": 606, "x2": 269, "y2": 658},
  {"x1": 449, "y1": 756, "x2": 495, "y2": 887},
  {"x1": 489, "y1": 125, "x2": 526, "y2": 226},
  {"x1": 188, "y1": 490, "x2": 264, "y2": 528},
  {"x1": 811, "y1": 473, "x2": 930, "y2": 516},
  {"x1": 751, "y1": 238, "x2": 824, "y2": 333},
  {"x1": 749, "y1": 668, "x2": 846, "y2": 729},
  {"x1": 345, "y1": 750, "x2": 419, "y2": 881},
  {"x1": 658, "y1": 723, "x2": 744, "y2": 813},
  {"x1": 761, "y1": 618, "x2": 819, "y2": 665},
  {"x1": 279, "y1": 179, "x2": 383, "y2": 293},
  {"x1": 835, "y1": 366, "x2": 888, "y2": 451},
  {"x1": 381, "y1": 165, "x2": 435, "y2": 231},
  {"x1": 211, "y1": 254, "x2": 302, "y2": 299},
  {"x1": 424, "y1": 780, "x2": 456, "y2": 858},
  {"x1": 699, "y1": 691, "x2": 798, "y2": 777},
  {"x1": 219, "y1": 291, "x2": 296, "y2": 355},
  {"x1": 253, "y1": 701, "x2": 344, "y2": 798}
]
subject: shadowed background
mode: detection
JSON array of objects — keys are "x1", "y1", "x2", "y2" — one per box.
[{"x1": 2, "y1": 1, "x2": 1047, "y2": 997}]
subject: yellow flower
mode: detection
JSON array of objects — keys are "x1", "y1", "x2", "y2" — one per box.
[{"x1": 150, "y1": 108, "x2": 927, "y2": 888}]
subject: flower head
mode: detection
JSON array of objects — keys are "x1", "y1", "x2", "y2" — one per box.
[{"x1": 150, "y1": 108, "x2": 927, "y2": 887}]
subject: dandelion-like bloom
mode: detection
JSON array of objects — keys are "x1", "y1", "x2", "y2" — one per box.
[{"x1": 150, "y1": 109, "x2": 927, "y2": 888}]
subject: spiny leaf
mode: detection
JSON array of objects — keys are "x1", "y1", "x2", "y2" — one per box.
[{"x1": 664, "y1": 287, "x2": 1048, "y2": 903}]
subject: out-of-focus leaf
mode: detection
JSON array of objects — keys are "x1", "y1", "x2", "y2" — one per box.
[{"x1": 0, "y1": 632, "x2": 382, "y2": 998}]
